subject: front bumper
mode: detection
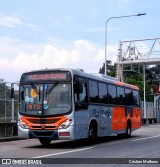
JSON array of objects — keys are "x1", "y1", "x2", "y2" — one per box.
[{"x1": 18, "y1": 125, "x2": 74, "y2": 140}]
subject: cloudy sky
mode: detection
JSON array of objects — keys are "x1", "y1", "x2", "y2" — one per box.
[{"x1": 0, "y1": 0, "x2": 159, "y2": 82}]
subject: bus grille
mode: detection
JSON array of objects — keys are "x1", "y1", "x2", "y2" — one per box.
[{"x1": 27, "y1": 118, "x2": 61, "y2": 124}]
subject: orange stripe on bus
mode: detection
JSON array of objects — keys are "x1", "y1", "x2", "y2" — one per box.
[
  {"x1": 20, "y1": 116, "x2": 67, "y2": 130},
  {"x1": 114, "y1": 81, "x2": 139, "y2": 90},
  {"x1": 111, "y1": 107, "x2": 127, "y2": 131},
  {"x1": 111, "y1": 107, "x2": 141, "y2": 130}
]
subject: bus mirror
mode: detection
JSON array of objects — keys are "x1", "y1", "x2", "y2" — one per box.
[
  {"x1": 10, "y1": 88, "x2": 14, "y2": 99},
  {"x1": 10, "y1": 83, "x2": 14, "y2": 99}
]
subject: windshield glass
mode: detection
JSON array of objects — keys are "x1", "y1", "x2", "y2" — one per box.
[{"x1": 20, "y1": 83, "x2": 71, "y2": 116}]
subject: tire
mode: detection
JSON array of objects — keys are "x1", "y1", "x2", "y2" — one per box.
[
  {"x1": 125, "y1": 121, "x2": 131, "y2": 138},
  {"x1": 88, "y1": 124, "x2": 97, "y2": 144},
  {"x1": 39, "y1": 138, "x2": 51, "y2": 146}
]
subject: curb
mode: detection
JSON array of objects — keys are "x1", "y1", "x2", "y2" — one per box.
[{"x1": 0, "y1": 136, "x2": 22, "y2": 143}]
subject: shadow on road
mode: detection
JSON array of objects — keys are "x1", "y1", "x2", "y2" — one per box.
[{"x1": 26, "y1": 134, "x2": 139, "y2": 149}]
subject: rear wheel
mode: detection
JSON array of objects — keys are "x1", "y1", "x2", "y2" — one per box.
[
  {"x1": 39, "y1": 138, "x2": 51, "y2": 146},
  {"x1": 125, "y1": 121, "x2": 131, "y2": 137}
]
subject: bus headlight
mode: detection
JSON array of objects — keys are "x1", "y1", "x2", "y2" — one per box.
[
  {"x1": 59, "y1": 118, "x2": 73, "y2": 129},
  {"x1": 18, "y1": 119, "x2": 29, "y2": 129}
]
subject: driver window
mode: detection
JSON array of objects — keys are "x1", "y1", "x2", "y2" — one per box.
[{"x1": 74, "y1": 81, "x2": 87, "y2": 104}]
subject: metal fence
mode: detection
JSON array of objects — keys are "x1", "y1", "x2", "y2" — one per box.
[
  {"x1": 0, "y1": 82, "x2": 19, "y2": 137},
  {"x1": 141, "y1": 101, "x2": 157, "y2": 124}
]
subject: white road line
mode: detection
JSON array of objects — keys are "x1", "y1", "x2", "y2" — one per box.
[
  {"x1": 132, "y1": 134, "x2": 160, "y2": 142},
  {"x1": 32, "y1": 147, "x2": 94, "y2": 159}
]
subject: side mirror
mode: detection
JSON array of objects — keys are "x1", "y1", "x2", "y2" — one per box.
[{"x1": 10, "y1": 83, "x2": 14, "y2": 99}]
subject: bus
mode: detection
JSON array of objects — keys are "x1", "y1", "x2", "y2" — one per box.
[{"x1": 17, "y1": 68, "x2": 141, "y2": 146}]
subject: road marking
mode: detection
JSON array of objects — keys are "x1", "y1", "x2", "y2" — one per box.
[
  {"x1": 132, "y1": 134, "x2": 160, "y2": 142},
  {"x1": 32, "y1": 147, "x2": 94, "y2": 158}
]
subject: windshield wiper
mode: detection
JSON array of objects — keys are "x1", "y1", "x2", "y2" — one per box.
[{"x1": 46, "y1": 82, "x2": 59, "y2": 94}]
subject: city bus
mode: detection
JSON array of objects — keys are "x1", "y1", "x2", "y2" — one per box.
[{"x1": 17, "y1": 68, "x2": 141, "y2": 146}]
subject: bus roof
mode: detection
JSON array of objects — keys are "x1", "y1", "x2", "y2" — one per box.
[{"x1": 21, "y1": 68, "x2": 139, "y2": 90}]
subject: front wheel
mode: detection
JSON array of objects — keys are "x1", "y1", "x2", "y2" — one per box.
[
  {"x1": 88, "y1": 125, "x2": 97, "y2": 144},
  {"x1": 39, "y1": 138, "x2": 51, "y2": 146}
]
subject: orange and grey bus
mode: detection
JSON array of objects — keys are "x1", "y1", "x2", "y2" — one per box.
[{"x1": 17, "y1": 68, "x2": 141, "y2": 146}]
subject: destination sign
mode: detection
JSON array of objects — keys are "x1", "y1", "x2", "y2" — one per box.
[
  {"x1": 28, "y1": 73, "x2": 67, "y2": 81},
  {"x1": 21, "y1": 71, "x2": 71, "y2": 82}
]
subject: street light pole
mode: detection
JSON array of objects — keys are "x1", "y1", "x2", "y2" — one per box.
[{"x1": 105, "y1": 13, "x2": 146, "y2": 75}]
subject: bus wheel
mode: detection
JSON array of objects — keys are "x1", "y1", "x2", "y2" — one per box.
[
  {"x1": 39, "y1": 138, "x2": 51, "y2": 146},
  {"x1": 89, "y1": 124, "x2": 97, "y2": 144},
  {"x1": 125, "y1": 121, "x2": 131, "y2": 137}
]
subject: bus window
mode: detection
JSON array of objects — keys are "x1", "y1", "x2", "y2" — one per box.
[
  {"x1": 108, "y1": 84, "x2": 117, "y2": 104},
  {"x1": 98, "y1": 82, "x2": 108, "y2": 104},
  {"x1": 89, "y1": 80, "x2": 99, "y2": 103},
  {"x1": 125, "y1": 88, "x2": 133, "y2": 105},
  {"x1": 133, "y1": 90, "x2": 140, "y2": 106},
  {"x1": 117, "y1": 86, "x2": 125, "y2": 105},
  {"x1": 74, "y1": 81, "x2": 88, "y2": 109}
]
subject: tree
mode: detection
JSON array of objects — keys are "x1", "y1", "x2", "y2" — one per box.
[
  {"x1": 99, "y1": 60, "x2": 116, "y2": 77},
  {"x1": 124, "y1": 74, "x2": 153, "y2": 101}
]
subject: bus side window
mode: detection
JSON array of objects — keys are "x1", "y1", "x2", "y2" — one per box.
[
  {"x1": 74, "y1": 81, "x2": 88, "y2": 110},
  {"x1": 108, "y1": 84, "x2": 117, "y2": 104},
  {"x1": 133, "y1": 90, "x2": 140, "y2": 106},
  {"x1": 89, "y1": 80, "x2": 99, "y2": 103},
  {"x1": 125, "y1": 88, "x2": 133, "y2": 105},
  {"x1": 117, "y1": 86, "x2": 125, "y2": 105}
]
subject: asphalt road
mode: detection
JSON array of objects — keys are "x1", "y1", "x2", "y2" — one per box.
[{"x1": 0, "y1": 125, "x2": 160, "y2": 167}]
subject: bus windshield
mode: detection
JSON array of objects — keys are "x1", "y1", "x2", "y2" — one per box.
[{"x1": 20, "y1": 83, "x2": 71, "y2": 116}]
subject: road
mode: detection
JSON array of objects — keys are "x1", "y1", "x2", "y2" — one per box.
[{"x1": 0, "y1": 125, "x2": 160, "y2": 167}]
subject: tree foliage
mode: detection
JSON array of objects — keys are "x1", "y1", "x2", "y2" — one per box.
[
  {"x1": 99, "y1": 60, "x2": 116, "y2": 77},
  {"x1": 125, "y1": 74, "x2": 153, "y2": 101}
]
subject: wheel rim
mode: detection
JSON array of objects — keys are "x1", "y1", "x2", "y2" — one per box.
[
  {"x1": 89, "y1": 127, "x2": 97, "y2": 139},
  {"x1": 89, "y1": 129, "x2": 95, "y2": 139}
]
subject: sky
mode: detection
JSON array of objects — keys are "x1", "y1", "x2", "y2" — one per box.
[{"x1": 0, "y1": 0, "x2": 160, "y2": 82}]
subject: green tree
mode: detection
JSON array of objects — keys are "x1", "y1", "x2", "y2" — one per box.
[
  {"x1": 125, "y1": 74, "x2": 153, "y2": 101},
  {"x1": 99, "y1": 60, "x2": 116, "y2": 77}
]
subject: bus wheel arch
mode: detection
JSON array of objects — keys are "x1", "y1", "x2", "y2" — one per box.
[{"x1": 88, "y1": 119, "x2": 98, "y2": 141}]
